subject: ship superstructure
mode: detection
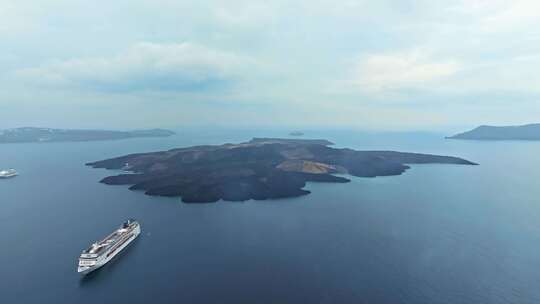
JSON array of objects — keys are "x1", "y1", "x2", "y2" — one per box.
[
  {"x1": 77, "y1": 219, "x2": 140, "y2": 274},
  {"x1": 0, "y1": 169, "x2": 17, "y2": 178}
]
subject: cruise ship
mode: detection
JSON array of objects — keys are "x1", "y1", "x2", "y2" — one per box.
[
  {"x1": 0, "y1": 169, "x2": 17, "y2": 178},
  {"x1": 78, "y1": 219, "x2": 141, "y2": 275}
]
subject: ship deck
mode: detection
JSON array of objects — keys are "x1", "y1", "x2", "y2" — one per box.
[{"x1": 83, "y1": 223, "x2": 137, "y2": 255}]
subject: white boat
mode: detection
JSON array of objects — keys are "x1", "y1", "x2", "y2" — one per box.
[
  {"x1": 77, "y1": 219, "x2": 141, "y2": 275},
  {"x1": 0, "y1": 169, "x2": 17, "y2": 178}
]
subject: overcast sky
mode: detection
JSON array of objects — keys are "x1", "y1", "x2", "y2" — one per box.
[{"x1": 1, "y1": 0, "x2": 540, "y2": 131}]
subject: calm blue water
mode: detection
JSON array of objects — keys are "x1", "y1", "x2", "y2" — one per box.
[{"x1": 2, "y1": 129, "x2": 540, "y2": 304}]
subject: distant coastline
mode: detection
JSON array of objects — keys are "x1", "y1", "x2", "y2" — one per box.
[
  {"x1": 0, "y1": 127, "x2": 175, "y2": 143},
  {"x1": 448, "y1": 124, "x2": 540, "y2": 140},
  {"x1": 289, "y1": 131, "x2": 305, "y2": 136}
]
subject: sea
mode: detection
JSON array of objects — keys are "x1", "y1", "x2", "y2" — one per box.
[{"x1": 1, "y1": 128, "x2": 540, "y2": 304}]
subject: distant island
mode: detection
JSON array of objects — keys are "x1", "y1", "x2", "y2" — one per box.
[
  {"x1": 448, "y1": 124, "x2": 540, "y2": 140},
  {"x1": 0, "y1": 127, "x2": 175, "y2": 143},
  {"x1": 289, "y1": 131, "x2": 305, "y2": 136},
  {"x1": 87, "y1": 138, "x2": 477, "y2": 203}
]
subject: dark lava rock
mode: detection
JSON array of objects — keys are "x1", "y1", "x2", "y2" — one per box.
[{"x1": 87, "y1": 138, "x2": 477, "y2": 203}]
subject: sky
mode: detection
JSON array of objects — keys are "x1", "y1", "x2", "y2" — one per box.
[{"x1": 1, "y1": 0, "x2": 540, "y2": 131}]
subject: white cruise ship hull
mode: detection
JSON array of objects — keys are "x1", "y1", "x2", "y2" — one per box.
[
  {"x1": 78, "y1": 221, "x2": 141, "y2": 275},
  {"x1": 78, "y1": 265, "x2": 101, "y2": 275},
  {"x1": 0, "y1": 169, "x2": 17, "y2": 178}
]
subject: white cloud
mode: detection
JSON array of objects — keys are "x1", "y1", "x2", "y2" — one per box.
[
  {"x1": 213, "y1": 2, "x2": 278, "y2": 28},
  {"x1": 3, "y1": 0, "x2": 540, "y2": 129},
  {"x1": 448, "y1": 0, "x2": 540, "y2": 33},
  {"x1": 350, "y1": 49, "x2": 460, "y2": 94},
  {"x1": 15, "y1": 42, "x2": 252, "y2": 92}
]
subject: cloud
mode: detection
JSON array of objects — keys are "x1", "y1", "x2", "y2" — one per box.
[
  {"x1": 15, "y1": 42, "x2": 251, "y2": 92},
  {"x1": 3, "y1": 0, "x2": 540, "y2": 130},
  {"x1": 447, "y1": 0, "x2": 540, "y2": 33},
  {"x1": 349, "y1": 49, "x2": 460, "y2": 95}
]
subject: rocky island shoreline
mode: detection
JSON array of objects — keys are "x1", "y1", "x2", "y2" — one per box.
[{"x1": 87, "y1": 138, "x2": 477, "y2": 203}]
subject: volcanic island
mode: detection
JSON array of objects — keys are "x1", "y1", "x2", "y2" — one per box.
[{"x1": 87, "y1": 138, "x2": 477, "y2": 203}]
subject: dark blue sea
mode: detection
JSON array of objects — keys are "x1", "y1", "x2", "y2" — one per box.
[{"x1": 2, "y1": 129, "x2": 540, "y2": 304}]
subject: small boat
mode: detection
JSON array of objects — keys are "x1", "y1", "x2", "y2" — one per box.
[
  {"x1": 77, "y1": 219, "x2": 141, "y2": 275},
  {"x1": 0, "y1": 169, "x2": 17, "y2": 178}
]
